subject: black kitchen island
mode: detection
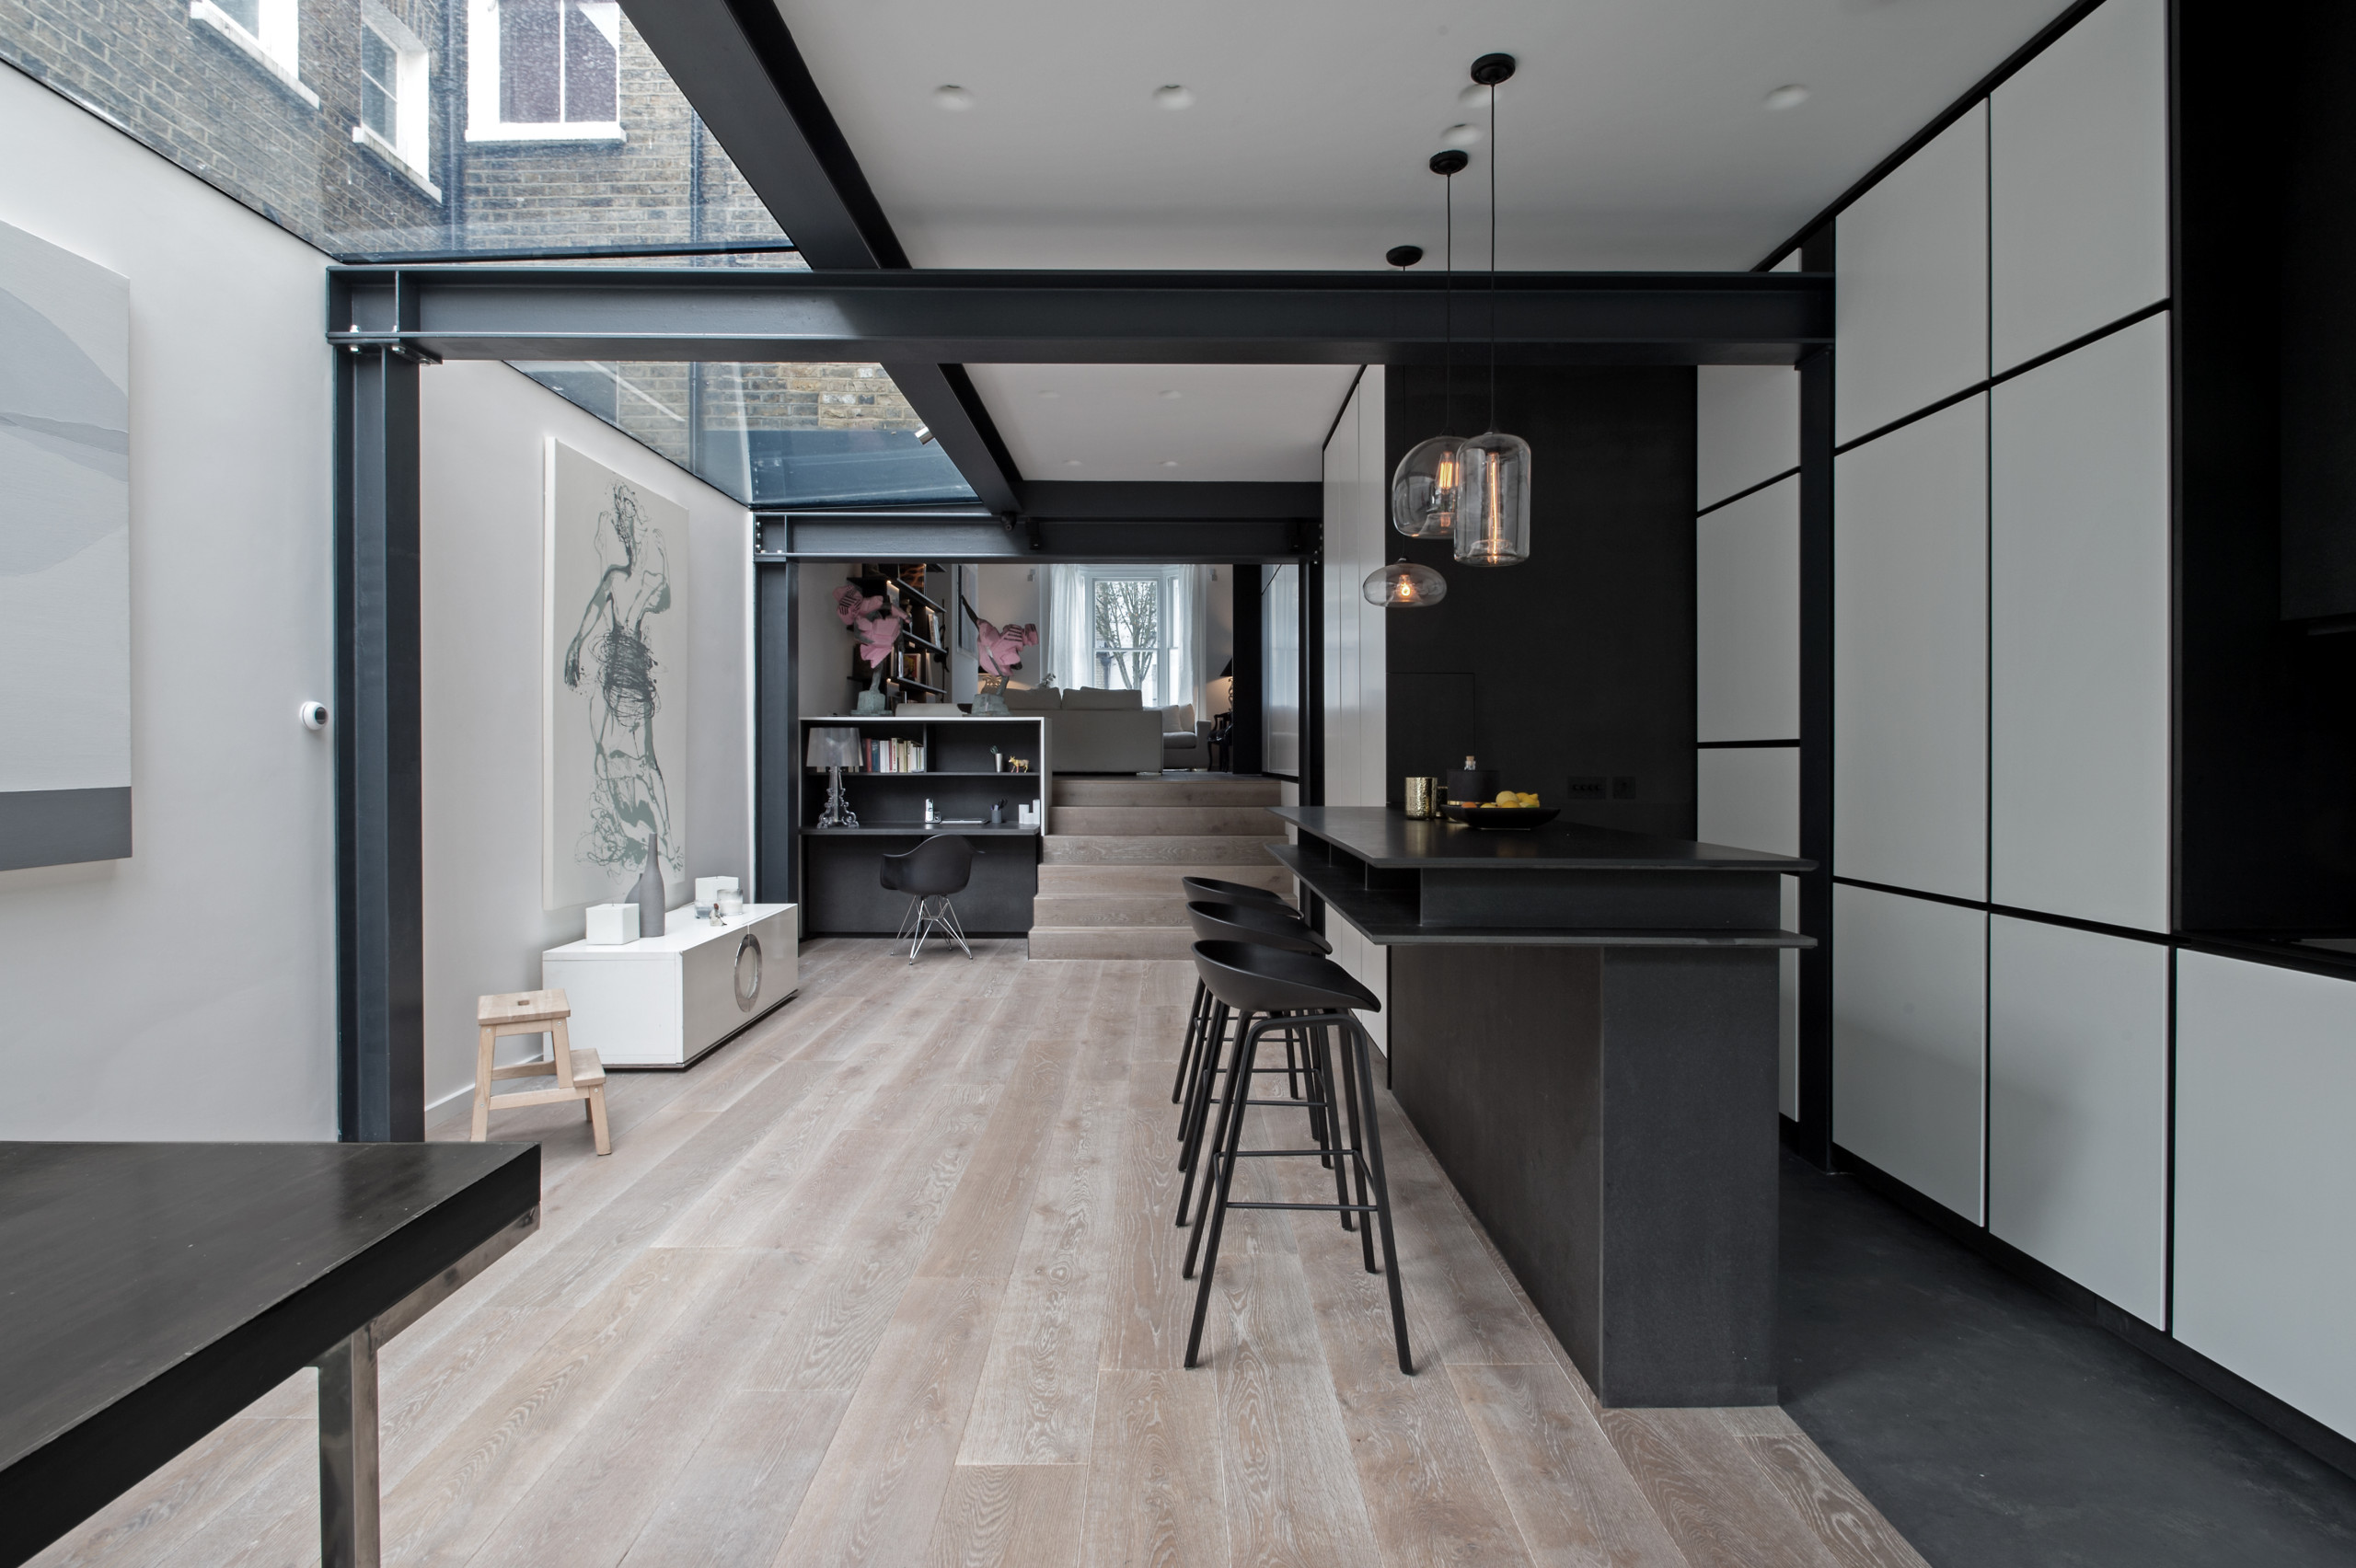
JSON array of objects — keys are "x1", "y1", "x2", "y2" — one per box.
[{"x1": 1268, "y1": 805, "x2": 1811, "y2": 1407}]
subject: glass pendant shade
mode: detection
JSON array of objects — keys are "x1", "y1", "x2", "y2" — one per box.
[
  {"x1": 1391, "y1": 434, "x2": 1466, "y2": 538},
  {"x1": 1452, "y1": 430, "x2": 1532, "y2": 566},
  {"x1": 1362, "y1": 560, "x2": 1449, "y2": 607}
]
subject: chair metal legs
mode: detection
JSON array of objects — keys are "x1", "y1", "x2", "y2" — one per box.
[
  {"x1": 899, "y1": 893, "x2": 973, "y2": 963},
  {"x1": 1182, "y1": 1010, "x2": 1411, "y2": 1375}
]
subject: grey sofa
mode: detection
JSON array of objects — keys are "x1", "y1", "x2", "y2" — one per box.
[
  {"x1": 1161, "y1": 705, "x2": 1211, "y2": 768},
  {"x1": 1003, "y1": 685, "x2": 1161, "y2": 773}
]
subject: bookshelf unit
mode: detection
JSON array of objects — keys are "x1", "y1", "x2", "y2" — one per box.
[
  {"x1": 834, "y1": 560, "x2": 953, "y2": 704},
  {"x1": 797, "y1": 715, "x2": 1048, "y2": 935}
]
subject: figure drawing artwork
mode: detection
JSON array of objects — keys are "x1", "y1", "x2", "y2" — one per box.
[
  {"x1": 0, "y1": 219, "x2": 132, "y2": 870},
  {"x1": 544, "y1": 440, "x2": 688, "y2": 910}
]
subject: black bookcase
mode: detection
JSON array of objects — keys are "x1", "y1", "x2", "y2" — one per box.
[{"x1": 797, "y1": 716, "x2": 1049, "y2": 936}]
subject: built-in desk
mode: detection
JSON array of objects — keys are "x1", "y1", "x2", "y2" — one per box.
[{"x1": 1269, "y1": 806, "x2": 1812, "y2": 1407}]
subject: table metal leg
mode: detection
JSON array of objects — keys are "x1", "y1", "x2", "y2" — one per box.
[{"x1": 314, "y1": 1324, "x2": 381, "y2": 1568}]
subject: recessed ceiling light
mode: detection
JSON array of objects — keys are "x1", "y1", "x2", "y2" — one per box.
[
  {"x1": 1440, "y1": 122, "x2": 1482, "y2": 148},
  {"x1": 1153, "y1": 84, "x2": 1195, "y2": 110},
  {"x1": 1037, "y1": 389, "x2": 1061, "y2": 399},
  {"x1": 934, "y1": 85, "x2": 974, "y2": 110},
  {"x1": 1159, "y1": 389, "x2": 1183, "y2": 399},
  {"x1": 1764, "y1": 84, "x2": 1810, "y2": 111},
  {"x1": 1064, "y1": 458, "x2": 1083, "y2": 467},
  {"x1": 1162, "y1": 460, "x2": 1180, "y2": 468}
]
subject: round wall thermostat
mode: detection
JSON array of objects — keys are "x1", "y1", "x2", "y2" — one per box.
[{"x1": 300, "y1": 701, "x2": 329, "y2": 731}]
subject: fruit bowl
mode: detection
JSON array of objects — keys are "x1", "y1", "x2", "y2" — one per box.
[{"x1": 1440, "y1": 803, "x2": 1561, "y2": 832}]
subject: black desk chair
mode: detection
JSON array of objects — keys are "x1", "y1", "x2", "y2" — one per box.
[{"x1": 881, "y1": 835, "x2": 976, "y2": 963}]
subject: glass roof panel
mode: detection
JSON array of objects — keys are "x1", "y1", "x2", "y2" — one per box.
[
  {"x1": 510, "y1": 361, "x2": 978, "y2": 508},
  {"x1": 1, "y1": 2, "x2": 791, "y2": 261}
]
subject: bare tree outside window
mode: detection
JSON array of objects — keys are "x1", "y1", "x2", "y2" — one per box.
[{"x1": 1092, "y1": 576, "x2": 1162, "y2": 701}]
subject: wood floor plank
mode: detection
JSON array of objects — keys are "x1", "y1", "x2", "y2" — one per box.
[
  {"x1": 1737, "y1": 1431, "x2": 1931, "y2": 1568},
  {"x1": 654, "y1": 1059, "x2": 888, "y2": 1250},
  {"x1": 956, "y1": 1069, "x2": 1122, "y2": 1464},
  {"x1": 1100, "y1": 1075, "x2": 1197, "y2": 1371},
  {"x1": 1077, "y1": 1370, "x2": 1228, "y2": 1568},
  {"x1": 380, "y1": 1247, "x2": 733, "y2": 1567},
  {"x1": 1449, "y1": 1363, "x2": 1692, "y2": 1568},
  {"x1": 618, "y1": 1389, "x2": 855, "y2": 1568},
  {"x1": 751, "y1": 1082, "x2": 1003, "y2": 1391},
  {"x1": 1595, "y1": 1409, "x2": 1847, "y2": 1568},
  {"x1": 26, "y1": 1413, "x2": 314, "y2": 1568},
  {"x1": 768, "y1": 1274, "x2": 1005, "y2": 1568},
  {"x1": 915, "y1": 1043, "x2": 1074, "y2": 1281},
  {"x1": 464, "y1": 1247, "x2": 823, "y2": 1568},
  {"x1": 917, "y1": 1465, "x2": 1086, "y2": 1568}
]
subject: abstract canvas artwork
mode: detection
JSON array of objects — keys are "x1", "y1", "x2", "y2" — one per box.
[
  {"x1": 543, "y1": 440, "x2": 689, "y2": 910},
  {"x1": 0, "y1": 219, "x2": 131, "y2": 871}
]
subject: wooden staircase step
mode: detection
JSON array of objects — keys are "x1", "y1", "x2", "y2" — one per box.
[
  {"x1": 1042, "y1": 834, "x2": 1286, "y2": 866},
  {"x1": 1049, "y1": 805, "x2": 1278, "y2": 836},
  {"x1": 1035, "y1": 863, "x2": 1293, "y2": 899},
  {"x1": 1026, "y1": 926, "x2": 1197, "y2": 961},
  {"x1": 1051, "y1": 777, "x2": 1283, "y2": 807}
]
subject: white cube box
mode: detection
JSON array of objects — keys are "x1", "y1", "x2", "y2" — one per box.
[
  {"x1": 583, "y1": 902, "x2": 641, "y2": 945},
  {"x1": 544, "y1": 903, "x2": 799, "y2": 1067}
]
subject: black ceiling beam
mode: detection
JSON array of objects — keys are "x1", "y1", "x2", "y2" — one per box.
[
  {"x1": 618, "y1": 0, "x2": 1020, "y2": 513},
  {"x1": 328, "y1": 267, "x2": 1831, "y2": 366},
  {"x1": 762, "y1": 515, "x2": 1306, "y2": 564}
]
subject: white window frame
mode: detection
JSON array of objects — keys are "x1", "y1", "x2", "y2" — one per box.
[
  {"x1": 190, "y1": 0, "x2": 320, "y2": 109},
  {"x1": 1082, "y1": 567, "x2": 1181, "y2": 709},
  {"x1": 466, "y1": 0, "x2": 626, "y2": 144},
  {"x1": 352, "y1": 2, "x2": 441, "y2": 200}
]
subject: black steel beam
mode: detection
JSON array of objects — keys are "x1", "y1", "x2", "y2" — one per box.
[
  {"x1": 334, "y1": 346, "x2": 426, "y2": 1144},
  {"x1": 762, "y1": 515, "x2": 1306, "y2": 563},
  {"x1": 327, "y1": 266, "x2": 1832, "y2": 367},
  {"x1": 618, "y1": 0, "x2": 1022, "y2": 513}
]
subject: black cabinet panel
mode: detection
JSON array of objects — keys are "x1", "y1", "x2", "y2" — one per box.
[{"x1": 803, "y1": 833, "x2": 1039, "y2": 935}]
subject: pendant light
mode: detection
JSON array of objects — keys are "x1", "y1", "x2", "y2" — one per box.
[
  {"x1": 1453, "y1": 52, "x2": 1532, "y2": 568},
  {"x1": 1390, "y1": 150, "x2": 1470, "y2": 539},
  {"x1": 1363, "y1": 558, "x2": 1449, "y2": 607}
]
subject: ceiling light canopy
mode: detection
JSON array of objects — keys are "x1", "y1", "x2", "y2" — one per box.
[
  {"x1": 1153, "y1": 84, "x2": 1195, "y2": 110},
  {"x1": 1386, "y1": 245, "x2": 1424, "y2": 268},
  {"x1": 933, "y1": 85, "x2": 974, "y2": 110}
]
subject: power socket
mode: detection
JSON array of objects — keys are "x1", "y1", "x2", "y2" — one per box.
[
  {"x1": 1565, "y1": 776, "x2": 1606, "y2": 801},
  {"x1": 1612, "y1": 776, "x2": 1637, "y2": 801}
]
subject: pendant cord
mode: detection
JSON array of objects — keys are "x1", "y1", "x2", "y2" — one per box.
[
  {"x1": 1442, "y1": 169, "x2": 1455, "y2": 437},
  {"x1": 1487, "y1": 78, "x2": 1499, "y2": 431}
]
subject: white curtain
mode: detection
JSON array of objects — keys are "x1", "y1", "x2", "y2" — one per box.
[
  {"x1": 1043, "y1": 562, "x2": 1091, "y2": 690},
  {"x1": 1166, "y1": 564, "x2": 1217, "y2": 715}
]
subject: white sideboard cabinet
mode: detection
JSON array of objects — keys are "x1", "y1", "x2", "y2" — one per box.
[{"x1": 543, "y1": 903, "x2": 798, "y2": 1068}]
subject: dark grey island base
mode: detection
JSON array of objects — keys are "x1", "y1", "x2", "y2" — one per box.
[{"x1": 1270, "y1": 807, "x2": 1813, "y2": 1408}]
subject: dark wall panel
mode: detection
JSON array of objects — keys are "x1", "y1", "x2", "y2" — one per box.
[{"x1": 1383, "y1": 365, "x2": 1697, "y2": 838}]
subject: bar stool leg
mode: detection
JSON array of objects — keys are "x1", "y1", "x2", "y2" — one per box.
[
  {"x1": 1184, "y1": 1007, "x2": 1260, "y2": 1272},
  {"x1": 1347, "y1": 1018, "x2": 1414, "y2": 1374},
  {"x1": 1315, "y1": 1025, "x2": 1356, "y2": 1231},
  {"x1": 1172, "y1": 978, "x2": 1214, "y2": 1113},
  {"x1": 1332, "y1": 1019, "x2": 1380, "y2": 1272},
  {"x1": 1185, "y1": 1016, "x2": 1268, "y2": 1361},
  {"x1": 1176, "y1": 998, "x2": 1228, "y2": 1176},
  {"x1": 1177, "y1": 1005, "x2": 1244, "y2": 1224}
]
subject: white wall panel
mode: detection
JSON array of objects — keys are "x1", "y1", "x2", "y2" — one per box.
[
  {"x1": 1698, "y1": 477, "x2": 1799, "y2": 743},
  {"x1": 1320, "y1": 370, "x2": 1388, "y2": 1048},
  {"x1": 1697, "y1": 366, "x2": 1799, "y2": 509},
  {"x1": 1697, "y1": 746, "x2": 1798, "y2": 859},
  {"x1": 1990, "y1": 0, "x2": 2169, "y2": 372},
  {"x1": 1991, "y1": 315, "x2": 2170, "y2": 931},
  {"x1": 2176, "y1": 952, "x2": 2356, "y2": 1441},
  {"x1": 1836, "y1": 103, "x2": 1990, "y2": 444},
  {"x1": 1987, "y1": 917, "x2": 2168, "y2": 1326},
  {"x1": 1834, "y1": 883, "x2": 1986, "y2": 1222},
  {"x1": 1834, "y1": 397, "x2": 1988, "y2": 900}
]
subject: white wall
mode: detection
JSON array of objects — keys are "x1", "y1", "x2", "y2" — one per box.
[
  {"x1": 1320, "y1": 369, "x2": 1388, "y2": 1050},
  {"x1": 0, "y1": 64, "x2": 337, "y2": 1138},
  {"x1": 418, "y1": 363, "x2": 754, "y2": 1113}
]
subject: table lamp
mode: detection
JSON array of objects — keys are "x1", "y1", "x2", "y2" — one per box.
[{"x1": 806, "y1": 726, "x2": 862, "y2": 827}]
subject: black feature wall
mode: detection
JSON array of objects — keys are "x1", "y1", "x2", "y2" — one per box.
[
  {"x1": 2177, "y1": 0, "x2": 2356, "y2": 931},
  {"x1": 1384, "y1": 365, "x2": 1697, "y2": 839}
]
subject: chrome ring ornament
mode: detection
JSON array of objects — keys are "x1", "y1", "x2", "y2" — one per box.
[{"x1": 733, "y1": 932, "x2": 762, "y2": 1012}]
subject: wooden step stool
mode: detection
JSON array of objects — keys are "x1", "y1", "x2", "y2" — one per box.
[{"x1": 472, "y1": 988, "x2": 610, "y2": 1155}]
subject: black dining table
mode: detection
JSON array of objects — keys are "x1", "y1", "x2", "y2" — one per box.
[{"x1": 0, "y1": 1140, "x2": 539, "y2": 1568}]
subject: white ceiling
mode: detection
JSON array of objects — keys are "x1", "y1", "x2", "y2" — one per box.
[
  {"x1": 964, "y1": 364, "x2": 1360, "y2": 483},
  {"x1": 776, "y1": 0, "x2": 2079, "y2": 478}
]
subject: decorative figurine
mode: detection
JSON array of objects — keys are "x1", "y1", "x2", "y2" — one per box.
[
  {"x1": 971, "y1": 617, "x2": 1038, "y2": 715},
  {"x1": 836, "y1": 583, "x2": 908, "y2": 715}
]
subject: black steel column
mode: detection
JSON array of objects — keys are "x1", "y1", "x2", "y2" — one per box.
[
  {"x1": 756, "y1": 559, "x2": 800, "y2": 908},
  {"x1": 335, "y1": 346, "x2": 425, "y2": 1143},
  {"x1": 1794, "y1": 331, "x2": 1836, "y2": 1171}
]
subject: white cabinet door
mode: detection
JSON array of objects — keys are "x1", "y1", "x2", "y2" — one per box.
[
  {"x1": 2176, "y1": 951, "x2": 2356, "y2": 1441},
  {"x1": 1699, "y1": 748, "x2": 1802, "y2": 1122},
  {"x1": 1990, "y1": 0, "x2": 2169, "y2": 373},
  {"x1": 1697, "y1": 366, "x2": 1798, "y2": 509},
  {"x1": 1991, "y1": 314, "x2": 2170, "y2": 932},
  {"x1": 1987, "y1": 917, "x2": 2167, "y2": 1326},
  {"x1": 1836, "y1": 102, "x2": 1989, "y2": 444},
  {"x1": 1834, "y1": 396, "x2": 1988, "y2": 902},
  {"x1": 1833, "y1": 883, "x2": 1986, "y2": 1222},
  {"x1": 1697, "y1": 477, "x2": 1798, "y2": 744}
]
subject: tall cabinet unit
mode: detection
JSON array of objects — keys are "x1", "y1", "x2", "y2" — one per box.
[{"x1": 1316, "y1": 371, "x2": 1389, "y2": 1049}]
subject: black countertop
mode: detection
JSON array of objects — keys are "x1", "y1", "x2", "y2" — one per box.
[{"x1": 1271, "y1": 806, "x2": 1814, "y2": 873}]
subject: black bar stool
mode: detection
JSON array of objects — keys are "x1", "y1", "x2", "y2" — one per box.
[
  {"x1": 1180, "y1": 874, "x2": 1288, "y2": 907},
  {"x1": 1171, "y1": 885, "x2": 1322, "y2": 1108},
  {"x1": 1181, "y1": 939, "x2": 1411, "y2": 1375},
  {"x1": 1174, "y1": 901, "x2": 1330, "y2": 1213}
]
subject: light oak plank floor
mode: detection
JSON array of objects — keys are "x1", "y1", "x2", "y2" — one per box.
[{"x1": 31, "y1": 942, "x2": 1928, "y2": 1568}]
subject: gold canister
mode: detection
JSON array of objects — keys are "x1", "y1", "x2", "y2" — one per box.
[{"x1": 1403, "y1": 777, "x2": 1439, "y2": 818}]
